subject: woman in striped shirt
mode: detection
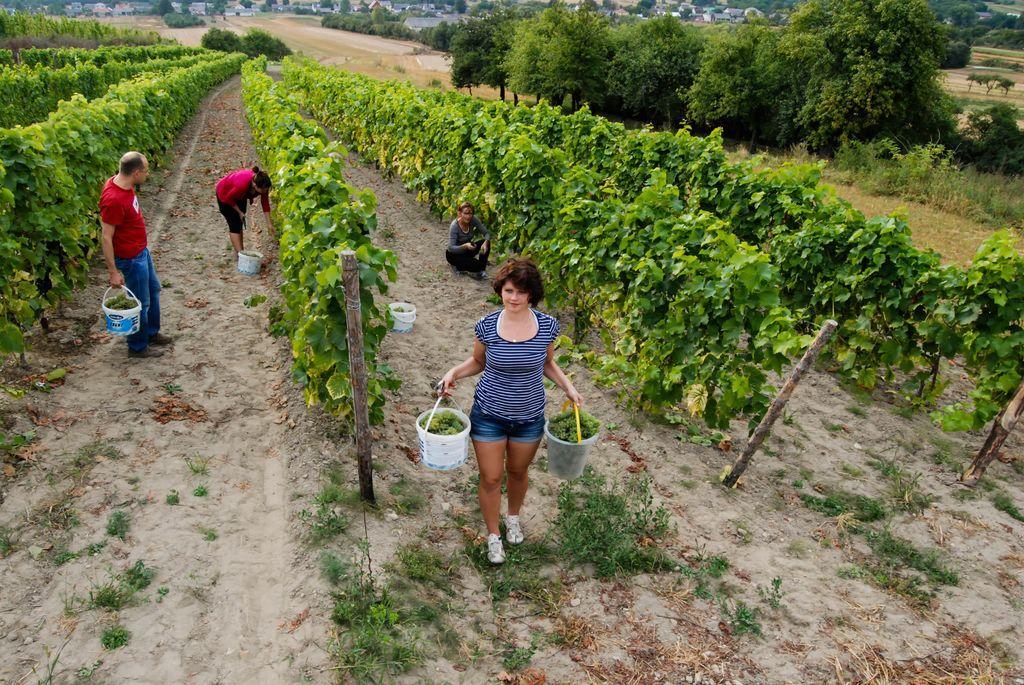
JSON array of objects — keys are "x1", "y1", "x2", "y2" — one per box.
[{"x1": 441, "y1": 259, "x2": 582, "y2": 564}]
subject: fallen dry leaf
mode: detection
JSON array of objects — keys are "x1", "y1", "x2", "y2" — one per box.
[
  {"x1": 152, "y1": 396, "x2": 209, "y2": 424},
  {"x1": 279, "y1": 608, "x2": 310, "y2": 633}
]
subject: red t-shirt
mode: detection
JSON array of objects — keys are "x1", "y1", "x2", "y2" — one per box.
[
  {"x1": 216, "y1": 169, "x2": 271, "y2": 213},
  {"x1": 99, "y1": 177, "x2": 147, "y2": 259}
]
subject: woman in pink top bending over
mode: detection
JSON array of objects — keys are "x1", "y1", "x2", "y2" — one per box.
[{"x1": 215, "y1": 166, "x2": 274, "y2": 260}]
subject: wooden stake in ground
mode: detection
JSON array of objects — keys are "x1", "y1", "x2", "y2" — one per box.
[
  {"x1": 961, "y1": 377, "x2": 1024, "y2": 486},
  {"x1": 341, "y1": 250, "x2": 375, "y2": 504},
  {"x1": 722, "y1": 319, "x2": 838, "y2": 489}
]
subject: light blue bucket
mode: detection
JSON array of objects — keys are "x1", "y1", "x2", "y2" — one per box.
[{"x1": 102, "y1": 286, "x2": 141, "y2": 337}]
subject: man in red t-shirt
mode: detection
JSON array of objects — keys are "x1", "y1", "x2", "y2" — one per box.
[{"x1": 100, "y1": 151, "x2": 172, "y2": 359}]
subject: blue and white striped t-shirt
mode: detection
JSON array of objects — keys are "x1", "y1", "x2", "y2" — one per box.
[{"x1": 473, "y1": 309, "x2": 561, "y2": 421}]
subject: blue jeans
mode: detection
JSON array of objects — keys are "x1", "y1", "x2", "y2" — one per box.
[
  {"x1": 115, "y1": 248, "x2": 161, "y2": 352},
  {"x1": 469, "y1": 403, "x2": 545, "y2": 443}
]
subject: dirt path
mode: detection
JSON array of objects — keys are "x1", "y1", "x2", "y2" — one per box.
[{"x1": 0, "y1": 77, "x2": 328, "y2": 684}]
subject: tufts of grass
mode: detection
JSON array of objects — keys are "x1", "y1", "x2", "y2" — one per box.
[
  {"x1": 868, "y1": 456, "x2": 935, "y2": 513},
  {"x1": 720, "y1": 598, "x2": 762, "y2": 636},
  {"x1": 388, "y1": 475, "x2": 427, "y2": 515},
  {"x1": 993, "y1": 492, "x2": 1024, "y2": 523},
  {"x1": 502, "y1": 644, "x2": 535, "y2": 671},
  {"x1": 100, "y1": 626, "x2": 130, "y2": 650},
  {"x1": 198, "y1": 526, "x2": 218, "y2": 542},
  {"x1": 88, "y1": 560, "x2": 154, "y2": 610},
  {"x1": 320, "y1": 550, "x2": 349, "y2": 586},
  {"x1": 465, "y1": 537, "x2": 561, "y2": 611},
  {"x1": 166, "y1": 490, "x2": 180, "y2": 506},
  {"x1": 53, "y1": 549, "x2": 80, "y2": 566},
  {"x1": 800, "y1": 489, "x2": 888, "y2": 523},
  {"x1": 105, "y1": 510, "x2": 130, "y2": 541},
  {"x1": 192, "y1": 485, "x2": 208, "y2": 498},
  {"x1": 678, "y1": 549, "x2": 730, "y2": 600},
  {"x1": 863, "y1": 528, "x2": 958, "y2": 586},
  {"x1": 0, "y1": 526, "x2": 15, "y2": 558},
  {"x1": 299, "y1": 493, "x2": 350, "y2": 544},
  {"x1": 392, "y1": 543, "x2": 456, "y2": 592},
  {"x1": 183, "y1": 454, "x2": 210, "y2": 476},
  {"x1": 555, "y1": 468, "x2": 673, "y2": 579}
]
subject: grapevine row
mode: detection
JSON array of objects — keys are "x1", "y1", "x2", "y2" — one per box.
[
  {"x1": 283, "y1": 57, "x2": 809, "y2": 429},
  {"x1": 0, "y1": 12, "x2": 158, "y2": 44},
  {"x1": 0, "y1": 52, "x2": 246, "y2": 355},
  {"x1": 241, "y1": 58, "x2": 398, "y2": 427},
  {"x1": 18, "y1": 45, "x2": 204, "y2": 68},
  {"x1": 0, "y1": 53, "x2": 220, "y2": 128},
  {"x1": 283, "y1": 59, "x2": 1024, "y2": 433}
]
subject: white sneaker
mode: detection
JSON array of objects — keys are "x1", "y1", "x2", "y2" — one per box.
[
  {"x1": 505, "y1": 515, "x2": 524, "y2": 545},
  {"x1": 487, "y1": 533, "x2": 505, "y2": 564}
]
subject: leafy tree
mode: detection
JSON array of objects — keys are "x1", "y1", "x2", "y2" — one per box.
[
  {"x1": 942, "y1": 39, "x2": 970, "y2": 68},
  {"x1": 201, "y1": 26, "x2": 243, "y2": 51},
  {"x1": 959, "y1": 103, "x2": 1024, "y2": 174},
  {"x1": 688, "y1": 21, "x2": 804, "y2": 146},
  {"x1": 505, "y1": 3, "x2": 610, "y2": 110},
  {"x1": 782, "y1": 0, "x2": 956, "y2": 150},
  {"x1": 948, "y1": 3, "x2": 977, "y2": 27},
  {"x1": 151, "y1": 0, "x2": 173, "y2": 14},
  {"x1": 997, "y1": 75, "x2": 1015, "y2": 95},
  {"x1": 421, "y1": 20, "x2": 457, "y2": 50},
  {"x1": 607, "y1": 16, "x2": 705, "y2": 125},
  {"x1": 449, "y1": 7, "x2": 516, "y2": 98},
  {"x1": 337, "y1": 0, "x2": 350, "y2": 11},
  {"x1": 454, "y1": 0, "x2": 467, "y2": 12},
  {"x1": 241, "y1": 28, "x2": 292, "y2": 58}
]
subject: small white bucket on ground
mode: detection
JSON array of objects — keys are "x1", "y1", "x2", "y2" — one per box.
[
  {"x1": 417, "y1": 395, "x2": 471, "y2": 471},
  {"x1": 544, "y1": 420, "x2": 599, "y2": 480},
  {"x1": 101, "y1": 286, "x2": 141, "y2": 337},
  {"x1": 238, "y1": 250, "x2": 263, "y2": 276},
  {"x1": 389, "y1": 302, "x2": 417, "y2": 333}
]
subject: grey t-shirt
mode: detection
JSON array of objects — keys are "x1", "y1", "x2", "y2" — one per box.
[{"x1": 448, "y1": 217, "x2": 490, "y2": 251}]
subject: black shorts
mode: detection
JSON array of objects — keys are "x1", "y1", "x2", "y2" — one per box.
[{"x1": 217, "y1": 198, "x2": 246, "y2": 234}]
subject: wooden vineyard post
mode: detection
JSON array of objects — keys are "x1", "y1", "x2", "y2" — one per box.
[
  {"x1": 722, "y1": 320, "x2": 838, "y2": 489},
  {"x1": 961, "y1": 377, "x2": 1024, "y2": 486},
  {"x1": 341, "y1": 250, "x2": 375, "y2": 504}
]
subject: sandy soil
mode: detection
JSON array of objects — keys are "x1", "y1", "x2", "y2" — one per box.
[{"x1": 2, "y1": 50, "x2": 1024, "y2": 685}]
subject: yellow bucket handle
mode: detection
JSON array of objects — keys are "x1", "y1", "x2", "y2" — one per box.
[{"x1": 562, "y1": 400, "x2": 582, "y2": 444}]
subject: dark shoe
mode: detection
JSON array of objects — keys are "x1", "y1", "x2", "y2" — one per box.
[
  {"x1": 128, "y1": 347, "x2": 164, "y2": 359},
  {"x1": 471, "y1": 270, "x2": 488, "y2": 281},
  {"x1": 149, "y1": 333, "x2": 174, "y2": 346}
]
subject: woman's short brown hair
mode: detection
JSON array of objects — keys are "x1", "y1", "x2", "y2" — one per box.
[
  {"x1": 457, "y1": 201, "x2": 474, "y2": 214},
  {"x1": 493, "y1": 258, "x2": 544, "y2": 306}
]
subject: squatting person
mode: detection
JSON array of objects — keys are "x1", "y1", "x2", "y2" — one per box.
[
  {"x1": 215, "y1": 165, "x2": 274, "y2": 261},
  {"x1": 446, "y1": 202, "x2": 490, "y2": 279},
  {"x1": 100, "y1": 151, "x2": 173, "y2": 359},
  {"x1": 440, "y1": 258, "x2": 582, "y2": 564}
]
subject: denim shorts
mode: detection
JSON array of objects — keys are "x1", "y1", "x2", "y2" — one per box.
[{"x1": 469, "y1": 404, "x2": 545, "y2": 443}]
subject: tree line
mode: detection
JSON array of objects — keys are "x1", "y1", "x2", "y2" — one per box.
[{"x1": 444, "y1": 0, "x2": 1022, "y2": 174}]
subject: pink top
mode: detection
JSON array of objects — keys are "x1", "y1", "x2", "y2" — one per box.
[{"x1": 216, "y1": 169, "x2": 270, "y2": 213}]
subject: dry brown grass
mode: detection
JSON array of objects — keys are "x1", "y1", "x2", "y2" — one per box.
[{"x1": 831, "y1": 626, "x2": 1012, "y2": 685}]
